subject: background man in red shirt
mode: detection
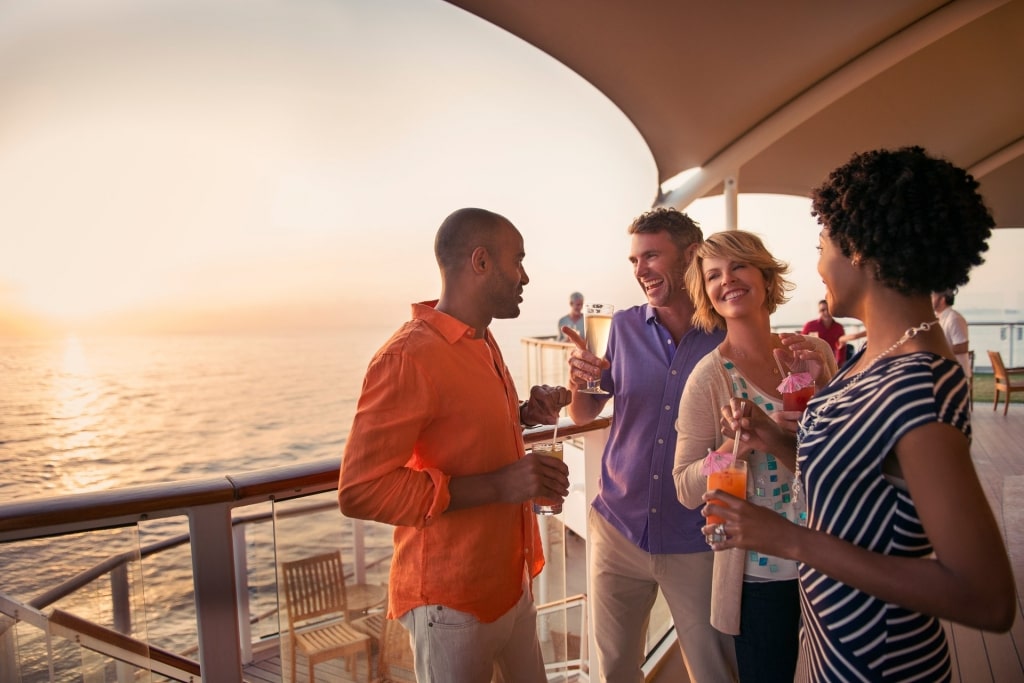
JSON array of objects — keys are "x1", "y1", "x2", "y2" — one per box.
[{"x1": 802, "y1": 299, "x2": 847, "y2": 364}]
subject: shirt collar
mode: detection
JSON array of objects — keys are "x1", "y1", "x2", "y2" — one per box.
[{"x1": 412, "y1": 300, "x2": 481, "y2": 344}]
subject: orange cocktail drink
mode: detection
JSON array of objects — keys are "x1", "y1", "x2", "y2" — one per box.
[{"x1": 706, "y1": 459, "x2": 747, "y2": 543}]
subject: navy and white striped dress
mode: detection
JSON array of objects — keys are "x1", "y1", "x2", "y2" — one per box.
[{"x1": 796, "y1": 350, "x2": 970, "y2": 682}]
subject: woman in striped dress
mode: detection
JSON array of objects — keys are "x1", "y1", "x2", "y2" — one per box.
[{"x1": 703, "y1": 146, "x2": 1015, "y2": 681}]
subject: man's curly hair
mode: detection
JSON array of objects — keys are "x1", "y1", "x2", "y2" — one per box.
[
  {"x1": 627, "y1": 207, "x2": 704, "y2": 253},
  {"x1": 811, "y1": 146, "x2": 993, "y2": 294}
]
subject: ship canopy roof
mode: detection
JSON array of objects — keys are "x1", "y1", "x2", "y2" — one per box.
[{"x1": 446, "y1": 0, "x2": 1024, "y2": 228}]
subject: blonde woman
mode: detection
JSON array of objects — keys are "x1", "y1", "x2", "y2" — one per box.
[{"x1": 673, "y1": 230, "x2": 836, "y2": 682}]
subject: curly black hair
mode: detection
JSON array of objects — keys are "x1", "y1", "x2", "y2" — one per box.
[{"x1": 810, "y1": 146, "x2": 993, "y2": 295}]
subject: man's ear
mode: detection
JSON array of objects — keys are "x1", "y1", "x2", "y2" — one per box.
[
  {"x1": 684, "y1": 242, "x2": 700, "y2": 262},
  {"x1": 470, "y1": 246, "x2": 489, "y2": 274}
]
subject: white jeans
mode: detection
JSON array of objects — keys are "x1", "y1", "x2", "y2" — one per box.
[{"x1": 398, "y1": 578, "x2": 546, "y2": 683}]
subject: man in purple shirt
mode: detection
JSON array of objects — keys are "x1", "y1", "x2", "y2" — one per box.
[{"x1": 564, "y1": 208, "x2": 736, "y2": 682}]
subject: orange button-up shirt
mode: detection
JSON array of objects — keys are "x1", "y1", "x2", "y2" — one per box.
[{"x1": 339, "y1": 301, "x2": 544, "y2": 623}]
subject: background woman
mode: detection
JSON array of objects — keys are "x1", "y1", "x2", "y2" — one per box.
[
  {"x1": 705, "y1": 147, "x2": 1015, "y2": 681},
  {"x1": 673, "y1": 230, "x2": 837, "y2": 681}
]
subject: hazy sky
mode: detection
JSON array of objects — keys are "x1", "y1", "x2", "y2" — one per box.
[{"x1": 2, "y1": 0, "x2": 1021, "y2": 339}]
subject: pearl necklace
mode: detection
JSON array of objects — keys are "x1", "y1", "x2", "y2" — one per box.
[{"x1": 792, "y1": 319, "x2": 939, "y2": 502}]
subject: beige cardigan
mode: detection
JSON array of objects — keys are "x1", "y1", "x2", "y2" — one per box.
[{"x1": 672, "y1": 339, "x2": 837, "y2": 635}]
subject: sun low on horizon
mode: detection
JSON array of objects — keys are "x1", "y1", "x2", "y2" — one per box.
[
  {"x1": 0, "y1": 0, "x2": 657, "y2": 339},
  {"x1": 3, "y1": 0, "x2": 1021, "y2": 343}
]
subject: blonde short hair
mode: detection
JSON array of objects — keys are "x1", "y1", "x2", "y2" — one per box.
[{"x1": 685, "y1": 230, "x2": 794, "y2": 332}]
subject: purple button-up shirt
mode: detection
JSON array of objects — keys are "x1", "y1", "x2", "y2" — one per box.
[{"x1": 591, "y1": 304, "x2": 725, "y2": 554}]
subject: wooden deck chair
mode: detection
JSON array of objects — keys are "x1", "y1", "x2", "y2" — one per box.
[
  {"x1": 988, "y1": 350, "x2": 1024, "y2": 415},
  {"x1": 351, "y1": 611, "x2": 386, "y2": 651},
  {"x1": 281, "y1": 550, "x2": 372, "y2": 683}
]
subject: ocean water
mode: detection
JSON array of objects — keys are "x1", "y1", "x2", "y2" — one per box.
[{"x1": 0, "y1": 332, "x2": 387, "y2": 502}]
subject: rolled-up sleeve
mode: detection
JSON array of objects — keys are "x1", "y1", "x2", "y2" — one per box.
[{"x1": 339, "y1": 351, "x2": 450, "y2": 528}]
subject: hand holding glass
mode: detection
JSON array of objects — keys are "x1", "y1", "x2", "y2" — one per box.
[
  {"x1": 706, "y1": 459, "x2": 747, "y2": 544},
  {"x1": 533, "y1": 441, "x2": 564, "y2": 515},
  {"x1": 580, "y1": 303, "x2": 613, "y2": 394}
]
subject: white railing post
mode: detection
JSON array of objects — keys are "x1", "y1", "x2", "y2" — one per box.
[
  {"x1": 110, "y1": 563, "x2": 132, "y2": 683},
  {"x1": 0, "y1": 620, "x2": 17, "y2": 682},
  {"x1": 232, "y1": 523, "x2": 253, "y2": 664},
  {"x1": 351, "y1": 518, "x2": 367, "y2": 584},
  {"x1": 189, "y1": 504, "x2": 244, "y2": 682}
]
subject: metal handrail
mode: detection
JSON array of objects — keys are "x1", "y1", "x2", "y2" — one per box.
[
  {"x1": 0, "y1": 458, "x2": 342, "y2": 542},
  {"x1": 0, "y1": 419, "x2": 605, "y2": 544}
]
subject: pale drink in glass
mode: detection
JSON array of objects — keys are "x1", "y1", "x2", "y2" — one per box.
[
  {"x1": 581, "y1": 303, "x2": 613, "y2": 394},
  {"x1": 533, "y1": 441, "x2": 564, "y2": 515}
]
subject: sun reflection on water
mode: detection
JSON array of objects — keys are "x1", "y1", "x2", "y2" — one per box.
[{"x1": 47, "y1": 334, "x2": 110, "y2": 493}]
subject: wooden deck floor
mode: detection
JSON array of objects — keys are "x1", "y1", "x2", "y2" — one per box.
[
  {"x1": 944, "y1": 405, "x2": 1024, "y2": 683},
  {"x1": 244, "y1": 405, "x2": 1024, "y2": 683},
  {"x1": 242, "y1": 643, "x2": 379, "y2": 683}
]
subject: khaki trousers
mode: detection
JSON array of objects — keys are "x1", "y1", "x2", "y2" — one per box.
[{"x1": 588, "y1": 508, "x2": 737, "y2": 683}]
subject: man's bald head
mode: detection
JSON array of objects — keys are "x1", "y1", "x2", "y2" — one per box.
[{"x1": 434, "y1": 208, "x2": 512, "y2": 275}]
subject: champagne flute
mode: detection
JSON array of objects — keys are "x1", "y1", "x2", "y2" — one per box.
[{"x1": 580, "y1": 303, "x2": 613, "y2": 394}]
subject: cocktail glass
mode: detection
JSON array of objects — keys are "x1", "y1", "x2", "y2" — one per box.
[
  {"x1": 706, "y1": 458, "x2": 747, "y2": 543},
  {"x1": 580, "y1": 303, "x2": 613, "y2": 394},
  {"x1": 782, "y1": 382, "x2": 815, "y2": 411},
  {"x1": 533, "y1": 441, "x2": 565, "y2": 515},
  {"x1": 777, "y1": 346, "x2": 816, "y2": 412}
]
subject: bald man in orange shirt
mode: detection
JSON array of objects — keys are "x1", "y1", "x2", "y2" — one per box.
[{"x1": 340, "y1": 207, "x2": 570, "y2": 682}]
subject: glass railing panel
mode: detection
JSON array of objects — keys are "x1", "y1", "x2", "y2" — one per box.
[
  {"x1": 536, "y1": 515, "x2": 571, "y2": 678},
  {"x1": 135, "y1": 516, "x2": 197, "y2": 662},
  {"x1": 271, "y1": 491, "x2": 393, "y2": 588},
  {"x1": 0, "y1": 525, "x2": 153, "y2": 682},
  {"x1": 234, "y1": 499, "x2": 280, "y2": 651},
  {"x1": 270, "y1": 491, "x2": 392, "y2": 683}
]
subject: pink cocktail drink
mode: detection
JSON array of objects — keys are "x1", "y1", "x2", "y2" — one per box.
[{"x1": 782, "y1": 383, "x2": 815, "y2": 412}]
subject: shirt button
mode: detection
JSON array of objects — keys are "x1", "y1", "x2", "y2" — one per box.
[
  {"x1": 671, "y1": 369, "x2": 678, "y2": 375},
  {"x1": 653, "y1": 474, "x2": 660, "y2": 480},
  {"x1": 651, "y1": 508, "x2": 657, "y2": 513},
  {"x1": 664, "y1": 405, "x2": 671, "y2": 411},
  {"x1": 657, "y1": 438, "x2": 664, "y2": 444}
]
